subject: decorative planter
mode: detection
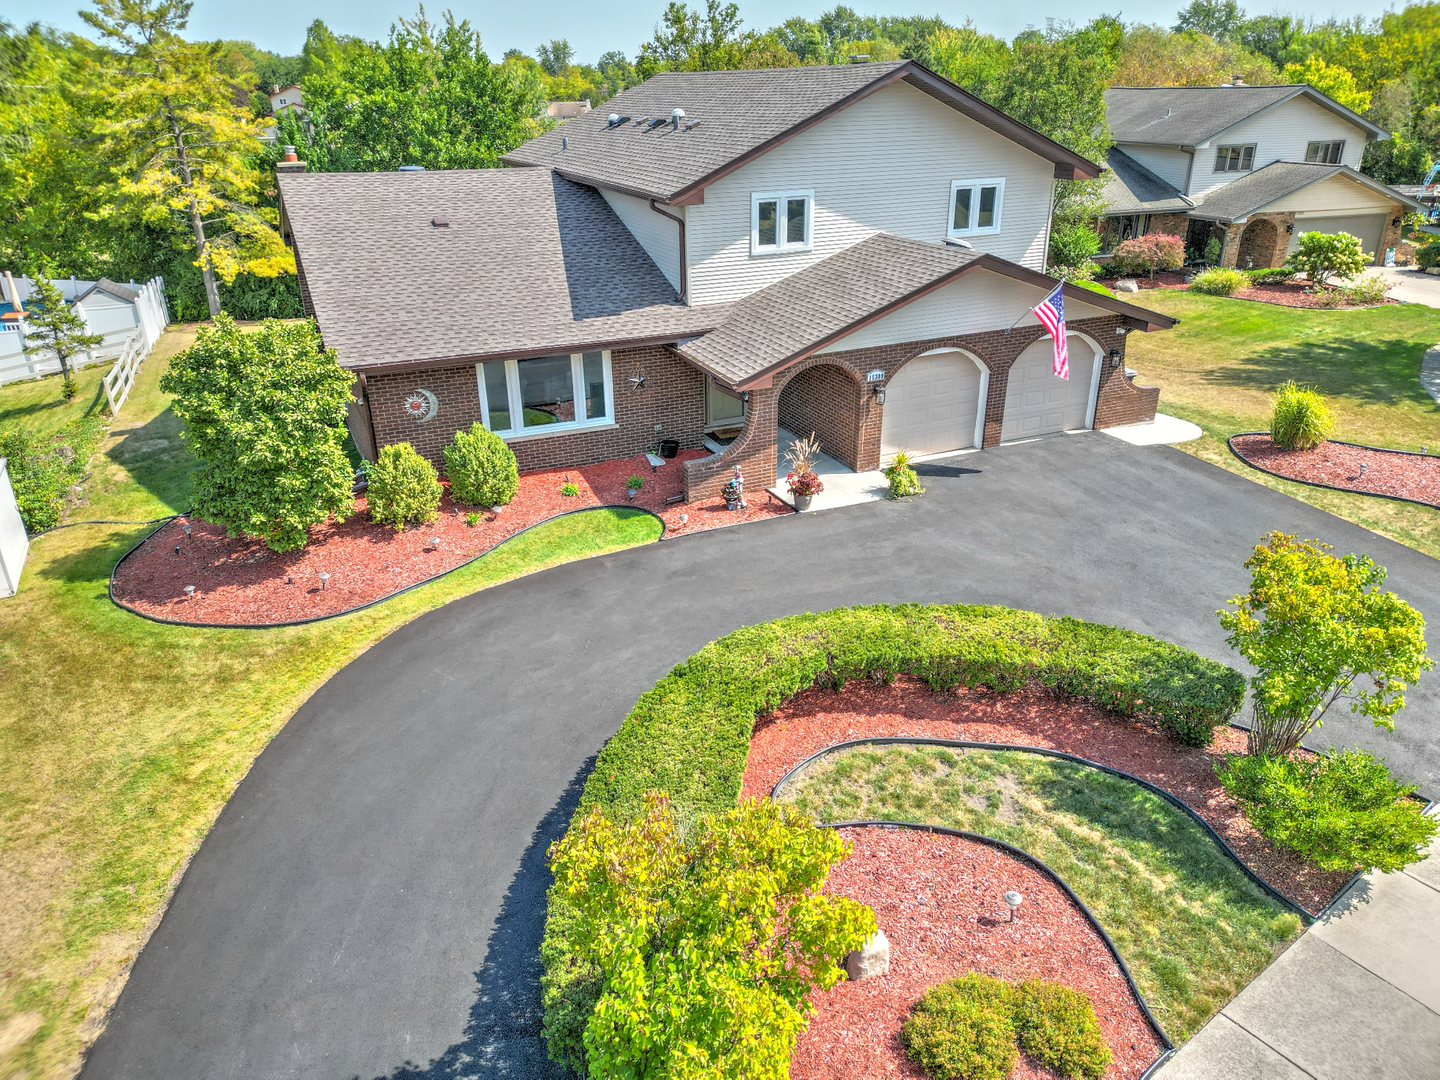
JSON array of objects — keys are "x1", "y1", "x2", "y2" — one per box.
[
  {"x1": 794, "y1": 493, "x2": 814, "y2": 511},
  {"x1": 725, "y1": 499, "x2": 740, "y2": 511}
]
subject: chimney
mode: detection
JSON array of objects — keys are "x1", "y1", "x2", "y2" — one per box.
[{"x1": 276, "y1": 145, "x2": 307, "y2": 174}]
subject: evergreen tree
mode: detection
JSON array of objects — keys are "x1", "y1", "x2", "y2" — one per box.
[{"x1": 21, "y1": 278, "x2": 103, "y2": 401}]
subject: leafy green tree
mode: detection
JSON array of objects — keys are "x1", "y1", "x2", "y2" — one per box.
[
  {"x1": 1173, "y1": 0, "x2": 1248, "y2": 42},
  {"x1": 1281, "y1": 55, "x2": 1370, "y2": 111},
  {"x1": 1238, "y1": 13, "x2": 1313, "y2": 68},
  {"x1": 549, "y1": 791, "x2": 875, "y2": 1079},
  {"x1": 1219, "y1": 532, "x2": 1432, "y2": 758},
  {"x1": 537, "y1": 38, "x2": 574, "y2": 76},
  {"x1": 927, "y1": 22, "x2": 1011, "y2": 102},
  {"x1": 637, "y1": 0, "x2": 799, "y2": 77},
  {"x1": 993, "y1": 20, "x2": 1121, "y2": 164},
  {"x1": 1287, "y1": 230, "x2": 1371, "y2": 285},
  {"x1": 159, "y1": 316, "x2": 354, "y2": 552},
  {"x1": 20, "y1": 278, "x2": 103, "y2": 400},
  {"x1": 1112, "y1": 23, "x2": 1277, "y2": 87}
]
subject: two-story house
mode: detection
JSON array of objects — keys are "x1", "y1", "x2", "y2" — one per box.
[
  {"x1": 1100, "y1": 82, "x2": 1422, "y2": 269},
  {"x1": 276, "y1": 61, "x2": 1176, "y2": 501}
]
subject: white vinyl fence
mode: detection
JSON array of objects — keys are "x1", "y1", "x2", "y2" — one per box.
[
  {"x1": 0, "y1": 457, "x2": 28, "y2": 598},
  {"x1": 0, "y1": 276, "x2": 169, "y2": 396}
]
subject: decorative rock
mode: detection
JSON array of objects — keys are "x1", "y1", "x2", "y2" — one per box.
[
  {"x1": 845, "y1": 929, "x2": 890, "y2": 981},
  {"x1": 1113, "y1": 278, "x2": 1140, "y2": 293}
]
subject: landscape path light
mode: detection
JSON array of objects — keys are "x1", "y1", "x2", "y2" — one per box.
[
  {"x1": 318, "y1": 572, "x2": 330, "y2": 591},
  {"x1": 183, "y1": 585, "x2": 195, "y2": 600},
  {"x1": 1004, "y1": 890, "x2": 1024, "y2": 922}
]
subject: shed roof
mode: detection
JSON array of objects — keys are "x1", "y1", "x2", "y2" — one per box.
[
  {"x1": 1189, "y1": 161, "x2": 1420, "y2": 222},
  {"x1": 679, "y1": 233, "x2": 1176, "y2": 388},
  {"x1": 1101, "y1": 148, "x2": 1193, "y2": 215},
  {"x1": 276, "y1": 168, "x2": 729, "y2": 372},
  {"x1": 77, "y1": 278, "x2": 139, "y2": 304},
  {"x1": 1105, "y1": 84, "x2": 1387, "y2": 148},
  {"x1": 503, "y1": 61, "x2": 1100, "y2": 204}
]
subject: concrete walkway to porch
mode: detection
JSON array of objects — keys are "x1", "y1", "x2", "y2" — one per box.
[{"x1": 767, "y1": 428, "x2": 890, "y2": 512}]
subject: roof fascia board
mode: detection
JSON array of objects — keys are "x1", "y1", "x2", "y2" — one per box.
[{"x1": 339, "y1": 326, "x2": 728, "y2": 375}]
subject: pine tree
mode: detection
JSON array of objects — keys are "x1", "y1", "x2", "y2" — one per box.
[{"x1": 21, "y1": 278, "x2": 103, "y2": 401}]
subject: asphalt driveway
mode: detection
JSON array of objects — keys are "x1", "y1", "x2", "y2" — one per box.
[{"x1": 82, "y1": 434, "x2": 1440, "y2": 1080}]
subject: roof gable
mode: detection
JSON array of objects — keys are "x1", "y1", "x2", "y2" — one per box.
[
  {"x1": 1106, "y1": 84, "x2": 1387, "y2": 147},
  {"x1": 503, "y1": 62, "x2": 1099, "y2": 204},
  {"x1": 1190, "y1": 161, "x2": 1419, "y2": 221}
]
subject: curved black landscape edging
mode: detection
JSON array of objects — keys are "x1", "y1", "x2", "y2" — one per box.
[
  {"x1": 1227, "y1": 432, "x2": 1440, "y2": 512},
  {"x1": 107, "y1": 504, "x2": 669, "y2": 630},
  {"x1": 774, "y1": 736, "x2": 1317, "y2": 920},
  {"x1": 820, "y1": 820, "x2": 1175, "y2": 1077}
]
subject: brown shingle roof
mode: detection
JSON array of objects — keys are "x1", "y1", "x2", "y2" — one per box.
[
  {"x1": 1105, "y1": 85, "x2": 1387, "y2": 147},
  {"x1": 504, "y1": 62, "x2": 1100, "y2": 203},
  {"x1": 1189, "y1": 161, "x2": 1420, "y2": 222},
  {"x1": 277, "y1": 168, "x2": 730, "y2": 371},
  {"x1": 1101, "y1": 148, "x2": 1193, "y2": 215}
]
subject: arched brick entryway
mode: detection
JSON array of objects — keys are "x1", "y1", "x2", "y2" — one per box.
[
  {"x1": 776, "y1": 362, "x2": 867, "y2": 470},
  {"x1": 1237, "y1": 219, "x2": 1280, "y2": 270}
]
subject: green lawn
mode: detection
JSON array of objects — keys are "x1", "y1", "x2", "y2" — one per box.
[
  {"x1": 0, "y1": 329, "x2": 664, "y2": 1078},
  {"x1": 778, "y1": 744, "x2": 1302, "y2": 1042},
  {"x1": 1124, "y1": 292, "x2": 1440, "y2": 560},
  {"x1": 0, "y1": 365, "x2": 112, "y2": 438}
]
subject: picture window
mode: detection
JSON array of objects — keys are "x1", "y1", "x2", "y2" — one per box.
[{"x1": 476, "y1": 351, "x2": 613, "y2": 438}]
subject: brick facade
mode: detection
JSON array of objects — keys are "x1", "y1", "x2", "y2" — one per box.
[
  {"x1": 683, "y1": 313, "x2": 1159, "y2": 501},
  {"x1": 364, "y1": 343, "x2": 707, "y2": 473},
  {"x1": 1377, "y1": 206, "x2": 1406, "y2": 264},
  {"x1": 777, "y1": 364, "x2": 866, "y2": 470},
  {"x1": 1221, "y1": 212, "x2": 1294, "y2": 269},
  {"x1": 1147, "y1": 213, "x2": 1190, "y2": 238}
]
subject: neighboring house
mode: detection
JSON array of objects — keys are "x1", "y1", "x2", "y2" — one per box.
[
  {"x1": 1101, "y1": 83, "x2": 1423, "y2": 268},
  {"x1": 547, "y1": 100, "x2": 592, "y2": 119},
  {"x1": 269, "y1": 84, "x2": 304, "y2": 117},
  {"x1": 277, "y1": 61, "x2": 1176, "y2": 501}
]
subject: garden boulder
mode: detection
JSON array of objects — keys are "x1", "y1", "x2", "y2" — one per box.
[{"x1": 846, "y1": 928, "x2": 891, "y2": 980}]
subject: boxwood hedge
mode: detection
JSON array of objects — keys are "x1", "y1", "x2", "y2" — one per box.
[{"x1": 541, "y1": 604, "x2": 1244, "y2": 1074}]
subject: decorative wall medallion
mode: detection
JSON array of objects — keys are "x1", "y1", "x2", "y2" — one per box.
[{"x1": 403, "y1": 388, "x2": 439, "y2": 423}]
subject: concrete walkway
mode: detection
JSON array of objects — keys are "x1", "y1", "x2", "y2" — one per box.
[
  {"x1": 1374, "y1": 265, "x2": 1440, "y2": 308},
  {"x1": 767, "y1": 427, "x2": 889, "y2": 512},
  {"x1": 1101, "y1": 412, "x2": 1204, "y2": 446},
  {"x1": 1162, "y1": 816, "x2": 1440, "y2": 1078}
]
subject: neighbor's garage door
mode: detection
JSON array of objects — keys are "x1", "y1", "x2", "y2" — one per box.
[
  {"x1": 880, "y1": 351, "x2": 984, "y2": 460},
  {"x1": 1000, "y1": 335, "x2": 1096, "y2": 442},
  {"x1": 1288, "y1": 212, "x2": 1388, "y2": 262}
]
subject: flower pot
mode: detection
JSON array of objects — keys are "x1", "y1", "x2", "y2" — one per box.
[
  {"x1": 725, "y1": 499, "x2": 740, "y2": 511},
  {"x1": 794, "y1": 493, "x2": 814, "y2": 511}
]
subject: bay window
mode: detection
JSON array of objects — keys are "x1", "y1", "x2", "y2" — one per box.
[
  {"x1": 476, "y1": 351, "x2": 614, "y2": 438},
  {"x1": 949, "y1": 178, "x2": 1004, "y2": 237}
]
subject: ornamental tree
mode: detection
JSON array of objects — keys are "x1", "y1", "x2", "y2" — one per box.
[
  {"x1": 1112, "y1": 233, "x2": 1185, "y2": 279},
  {"x1": 21, "y1": 278, "x2": 103, "y2": 400},
  {"x1": 1287, "y1": 231, "x2": 1370, "y2": 287},
  {"x1": 1218, "y1": 532, "x2": 1432, "y2": 758},
  {"x1": 159, "y1": 316, "x2": 354, "y2": 551},
  {"x1": 548, "y1": 791, "x2": 876, "y2": 1080}
]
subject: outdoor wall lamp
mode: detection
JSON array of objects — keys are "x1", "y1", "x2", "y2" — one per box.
[
  {"x1": 1392, "y1": 216, "x2": 1402, "y2": 227},
  {"x1": 1109, "y1": 349, "x2": 1122, "y2": 367},
  {"x1": 872, "y1": 384, "x2": 886, "y2": 405},
  {"x1": 1285, "y1": 223, "x2": 1294, "y2": 235}
]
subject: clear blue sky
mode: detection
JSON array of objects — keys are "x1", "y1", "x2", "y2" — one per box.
[{"x1": 9, "y1": 0, "x2": 1400, "y2": 63}]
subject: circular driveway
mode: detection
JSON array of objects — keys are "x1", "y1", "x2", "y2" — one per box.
[{"x1": 82, "y1": 435, "x2": 1440, "y2": 1080}]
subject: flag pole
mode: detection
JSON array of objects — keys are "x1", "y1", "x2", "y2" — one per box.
[{"x1": 1004, "y1": 277, "x2": 1065, "y2": 335}]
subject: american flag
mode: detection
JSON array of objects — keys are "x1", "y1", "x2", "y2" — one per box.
[{"x1": 1034, "y1": 285, "x2": 1069, "y2": 380}]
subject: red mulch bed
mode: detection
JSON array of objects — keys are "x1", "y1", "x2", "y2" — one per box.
[
  {"x1": 1117, "y1": 273, "x2": 1396, "y2": 308},
  {"x1": 741, "y1": 677, "x2": 1351, "y2": 915},
  {"x1": 1231, "y1": 434, "x2": 1440, "y2": 507},
  {"x1": 110, "y1": 449, "x2": 790, "y2": 625},
  {"x1": 793, "y1": 827, "x2": 1165, "y2": 1080}
]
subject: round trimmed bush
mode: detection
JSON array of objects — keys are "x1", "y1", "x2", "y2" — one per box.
[
  {"x1": 1417, "y1": 242, "x2": 1440, "y2": 271},
  {"x1": 443, "y1": 422, "x2": 519, "y2": 507},
  {"x1": 902, "y1": 974, "x2": 1017, "y2": 1080},
  {"x1": 1012, "y1": 980, "x2": 1112, "y2": 1080},
  {"x1": 1269, "y1": 381, "x2": 1334, "y2": 451},
  {"x1": 1190, "y1": 267, "x2": 1249, "y2": 296},
  {"x1": 367, "y1": 442, "x2": 442, "y2": 529}
]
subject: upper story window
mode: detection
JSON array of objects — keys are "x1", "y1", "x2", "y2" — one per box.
[
  {"x1": 751, "y1": 190, "x2": 812, "y2": 255},
  {"x1": 477, "y1": 351, "x2": 613, "y2": 439},
  {"x1": 949, "y1": 178, "x2": 1004, "y2": 237},
  {"x1": 1214, "y1": 145, "x2": 1255, "y2": 172},
  {"x1": 1305, "y1": 140, "x2": 1345, "y2": 164}
]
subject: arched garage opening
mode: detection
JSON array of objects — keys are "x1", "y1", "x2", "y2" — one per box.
[
  {"x1": 879, "y1": 348, "x2": 988, "y2": 463},
  {"x1": 776, "y1": 363, "x2": 865, "y2": 471},
  {"x1": 1000, "y1": 333, "x2": 1103, "y2": 442}
]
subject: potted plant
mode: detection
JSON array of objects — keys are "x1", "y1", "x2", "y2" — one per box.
[
  {"x1": 626, "y1": 473, "x2": 646, "y2": 499},
  {"x1": 786, "y1": 469, "x2": 825, "y2": 511},
  {"x1": 782, "y1": 433, "x2": 825, "y2": 510},
  {"x1": 721, "y1": 465, "x2": 746, "y2": 511}
]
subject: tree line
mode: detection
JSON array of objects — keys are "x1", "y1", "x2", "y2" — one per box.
[{"x1": 2, "y1": 0, "x2": 1438, "y2": 323}]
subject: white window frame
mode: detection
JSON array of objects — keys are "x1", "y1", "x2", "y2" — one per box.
[
  {"x1": 948, "y1": 178, "x2": 1005, "y2": 238},
  {"x1": 475, "y1": 351, "x2": 616, "y2": 441},
  {"x1": 750, "y1": 189, "x2": 814, "y2": 256},
  {"x1": 1304, "y1": 140, "x2": 1345, "y2": 165},
  {"x1": 1214, "y1": 144, "x2": 1256, "y2": 172}
]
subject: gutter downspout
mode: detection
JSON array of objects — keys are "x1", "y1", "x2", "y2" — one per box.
[{"x1": 649, "y1": 200, "x2": 687, "y2": 303}]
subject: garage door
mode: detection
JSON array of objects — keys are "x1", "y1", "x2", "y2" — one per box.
[
  {"x1": 1288, "y1": 212, "x2": 1388, "y2": 262},
  {"x1": 1000, "y1": 335, "x2": 1096, "y2": 442},
  {"x1": 879, "y1": 351, "x2": 984, "y2": 460}
]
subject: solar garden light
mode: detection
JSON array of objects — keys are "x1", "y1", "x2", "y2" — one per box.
[
  {"x1": 318, "y1": 572, "x2": 330, "y2": 590},
  {"x1": 1004, "y1": 890, "x2": 1024, "y2": 922},
  {"x1": 183, "y1": 523, "x2": 192, "y2": 539},
  {"x1": 679, "y1": 513, "x2": 688, "y2": 526},
  {"x1": 183, "y1": 585, "x2": 195, "y2": 600},
  {"x1": 430, "y1": 536, "x2": 440, "y2": 548}
]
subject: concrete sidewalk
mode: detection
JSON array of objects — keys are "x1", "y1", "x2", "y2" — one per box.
[{"x1": 1161, "y1": 820, "x2": 1440, "y2": 1079}]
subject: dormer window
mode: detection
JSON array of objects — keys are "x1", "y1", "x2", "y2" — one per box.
[
  {"x1": 949, "y1": 178, "x2": 1004, "y2": 237},
  {"x1": 1214, "y1": 145, "x2": 1255, "y2": 172},
  {"x1": 751, "y1": 190, "x2": 812, "y2": 255},
  {"x1": 1305, "y1": 140, "x2": 1345, "y2": 164}
]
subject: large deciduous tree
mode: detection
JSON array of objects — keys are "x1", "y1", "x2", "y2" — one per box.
[{"x1": 637, "y1": 0, "x2": 799, "y2": 77}]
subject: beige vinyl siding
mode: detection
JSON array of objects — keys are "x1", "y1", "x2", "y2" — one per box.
[
  {"x1": 1117, "y1": 144, "x2": 1192, "y2": 192},
  {"x1": 816, "y1": 270, "x2": 1110, "y2": 354},
  {"x1": 686, "y1": 81, "x2": 1057, "y2": 307},
  {"x1": 599, "y1": 187, "x2": 684, "y2": 293},
  {"x1": 1258, "y1": 174, "x2": 1396, "y2": 214},
  {"x1": 1191, "y1": 96, "x2": 1368, "y2": 197}
]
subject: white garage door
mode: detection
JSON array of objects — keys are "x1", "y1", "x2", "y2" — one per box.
[
  {"x1": 1287, "y1": 212, "x2": 1388, "y2": 262},
  {"x1": 880, "y1": 351, "x2": 984, "y2": 460},
  {"x1": 1000, "y1": 335, "x2": 1097, "y2": 442}
]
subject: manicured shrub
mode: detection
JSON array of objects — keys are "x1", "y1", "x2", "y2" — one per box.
[
  {"x1": 1269, "y1": 381, "x2": 1334, "y2": 451},
  {"x1": 1190, "y1": 267, "x2": 1249, "y2": 296},
  {"x1": 1112, "y1": 234, "x2": 1185, "y2": 279},
  {"x1": 1012, "y1": 980, "x2": 1112, "y2": 1080},
  {"x1": 885, "y1": 451, "x2": 924, "y2": 498},
  {"x1": 158, "y1": 316, "x2": 354, "y2": 551},
  {"x1": 541, "y1": 605, "x2": 1246, "y2": 1071},
  {"x1": 1217, "y1": 749, "x2": 1439, "y2": 872},
  {"x1": 1247, "y1": 267, "x2": 1295, "y2": 285},
  {"x1": 1340, "y1": 274, "x2": 1392, "y2": 305},
  {"x1": 1287, "y1": 231, "x2": 1369, "y2": 286},
  {"x1": 1048, "y1": 223, "x2": 1102, "y2": 273},
  {"x1": 442, "y1": 422, "x2": 518, "y2": 507},
  {"x1": 366, "y1": 442, "x2": 441, "y2": 529},
  {"x1": 1417, "y1": 242, "x2": 1440, "y2": 271},
  {"x1": 549, "y1": 793, "x2": 875, "y2": 1079},
  {"x1": 902, "y1": 974, "x2": 1017, "y2": 1080}
]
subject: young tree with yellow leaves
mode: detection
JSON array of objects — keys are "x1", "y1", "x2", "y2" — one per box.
[{"x1": 81, "y1": 0, "x2": 292, "y2": 318}]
